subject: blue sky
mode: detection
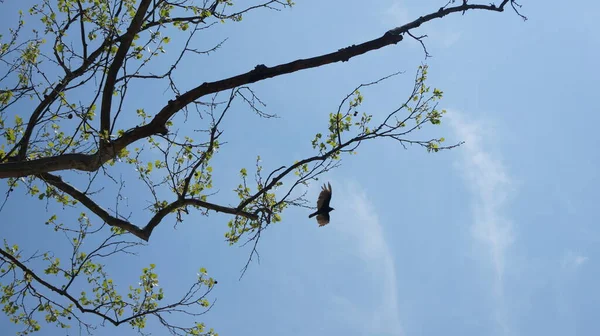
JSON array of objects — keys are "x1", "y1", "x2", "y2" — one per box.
[{"x1": 2, "y1": 0, "x2": 600, "y2": 336}]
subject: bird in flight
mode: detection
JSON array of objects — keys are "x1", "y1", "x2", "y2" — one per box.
[{"x1": 308, "y1": 182, "x2": 334, "y2": 226}]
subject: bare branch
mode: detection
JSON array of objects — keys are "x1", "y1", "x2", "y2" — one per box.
[{"x1": 38, "y1": 172, "x2": 257, "y2": 241}]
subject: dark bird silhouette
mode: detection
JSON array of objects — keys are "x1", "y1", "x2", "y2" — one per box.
[{"x1": 308, "y1": 182, "x2": 334, "y2": 226}]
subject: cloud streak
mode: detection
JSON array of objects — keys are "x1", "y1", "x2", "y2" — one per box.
[
  {"x1": 449, "y1": 112, "x2": 515, "y2": 334},
  {"x1": 322, "y1": 181, "x2": 403, "y2": 336},
  {"x1": 449, "y1": 113, "x2": 514, "y2": 285}
]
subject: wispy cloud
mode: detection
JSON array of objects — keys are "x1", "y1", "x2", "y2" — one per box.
[
  {"x1": 448, "y1": 111, "x2": 515, "y2": 333},
  {"x1": 319, "y1": 181, "x2": 403, "y2": 336},
  {"x1": 383, "y1": 2, "x2": 410, "y2": 27},
  {"x1": 561, "y1": 250, "x2": 589, "y2": 269},
  {"x1": 438, "y1": 31, "x2": 462, "y2": 48}
]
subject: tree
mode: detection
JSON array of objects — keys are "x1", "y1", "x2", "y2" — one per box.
[{"x1": 0, "y1": 0, "x2": 526, "y2": 335}]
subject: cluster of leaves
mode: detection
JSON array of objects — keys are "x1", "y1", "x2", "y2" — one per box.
[
  {"x1": 309, "y1": 65, "x2": 452, "y2": 160},
  {"x1": 225, "y1": 65, "x2": 458, "y2": 264},
  {"x1": 227, "y1": 156, "x2": 288, "y2": 244},
  {"x1": 0, "y1": 0, "x2": 523, "y2": 334},
  {"x1": 1, "y1": 213, "x2": 218, "y2": 336},
  {"x1": 0, "y1": 0, "x2": 280, "y2": 167},
  {"x1": 0, "y1": 2, "x2": 295, "y2": 334}
]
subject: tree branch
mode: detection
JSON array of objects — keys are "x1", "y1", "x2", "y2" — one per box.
[
  {"x1": 0, "y1": 1, "x2": 514, "y2": 180},
  {"x1": 0, "y1": 247, "x2": 121, "y2": 325},
  {"x1": 99, "y1": 0, "x2": 153, "y2": 140},
  {"x1": 142, "y1": 198, "x2": 258, "y2": 239},
  {"x1": 38, "y1": 172, "x2": 257, "y2": 241},
  {"x1": 38, "y1": 172, "x2": 148, "y2": 239}
]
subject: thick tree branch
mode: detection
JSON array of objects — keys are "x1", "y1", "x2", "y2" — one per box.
[
  {"x1": 99, "y1": 0, "x2": 152, "y2": 139},
  {"x1": 0, "y1": 1, "x2": 513, "y2": 179}
]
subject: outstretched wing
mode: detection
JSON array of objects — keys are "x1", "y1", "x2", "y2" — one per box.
[
  {"x1": 316, "y1": 212, "x2": 330, "y2": 227},
  {"x1": 316, "y1": 182, "x2": 332, "y2": 210}
]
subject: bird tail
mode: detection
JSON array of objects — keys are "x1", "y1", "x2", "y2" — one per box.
[{"x1": 308, "y1": 211, "x2": 317, "y2": 218}]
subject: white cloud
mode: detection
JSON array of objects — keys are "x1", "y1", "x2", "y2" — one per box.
[
  {"x1": 448, "y1": 111, "x2": 515, "y2": 334},
  {"x1": 574, "y1": 255, "x2": 588, "y2": 266},
  {"x1": 449, "y1": 112, "x2": 514, "y2": 284},
  {"x1": 383, "y1": 2, "x2": 410, "y2": 26},
  {"x1": 317, "y1": 181, "x2": 403, "y2": 336},
  {"x1": 438, "y1": 31, "x2": 462, "y2": 48},
  {"x1": 561, "y1": 250, "x2": 589, "y2": 269}
]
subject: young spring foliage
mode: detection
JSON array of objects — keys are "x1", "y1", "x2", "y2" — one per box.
[{"x1": 0, "y1": 0, "x2": 522, "y2": 334}]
